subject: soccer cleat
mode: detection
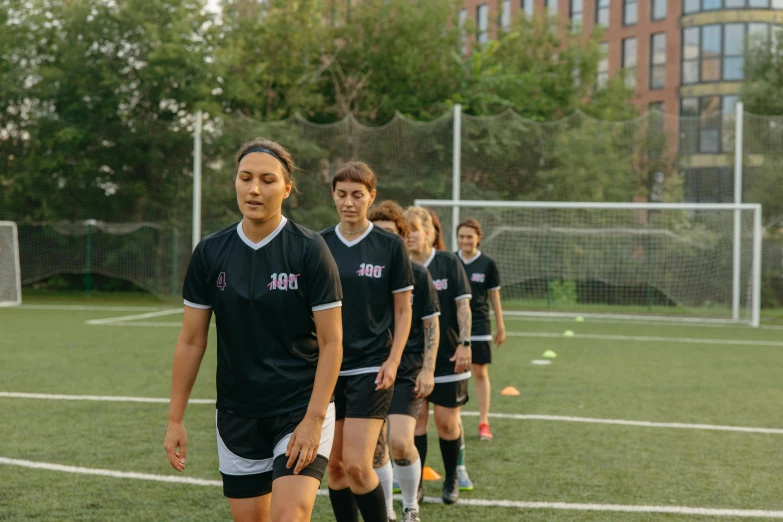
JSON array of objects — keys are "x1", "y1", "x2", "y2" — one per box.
[
  {"x1": 457, "y1": 465, "x2": 474, "y2": 491},
  {"x1": 402, "y1": 508, "x2": 421, "y2": 522},
  {"x1": 442, "y1": 476, "x2": 460, "y2": 505},
  {"x1": 478, "y1": 422, "x2": 494, "y2": 441}
]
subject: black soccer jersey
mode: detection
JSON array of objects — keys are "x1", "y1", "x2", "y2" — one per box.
[
  {"x1": 321, "y1": 224, "x2": 414, "y2": 374},
  {"x1": 422, "y1": 250, "x2": 472, "y2": 379},
  {"x1": 457, "y1": 250, "x2": 501, "y2": 341},
  {"x1": 406, "y1": 262, "x2": 440, "y2": 353},
  {"x1": 183, "y1": 217, "x2": 342, "y2": 418}
]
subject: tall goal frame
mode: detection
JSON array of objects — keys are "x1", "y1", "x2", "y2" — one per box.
[
  {"x1": 0, "y1": 221, "x2": 23, "y2": 307},
  {"x1": 414, "y1": 200, "x2": 762, "y2": 327}
]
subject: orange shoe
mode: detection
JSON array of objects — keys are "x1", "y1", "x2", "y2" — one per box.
[{"x1": 478, "y1": 422, "x2": 494, "y2": 441}]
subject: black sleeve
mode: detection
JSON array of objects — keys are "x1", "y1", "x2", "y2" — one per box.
[
  {"x1": 421, "y1": 269, "x2": 440, "y2": 319},
  {"x1": 390, "y1": 235, "x2": 415, "y2": 294},
  {"x1": 453, "y1": 257, "x2": 472, "y2": 302},
  {"x1": 183, "y1": 241, "x2": 211, "y2": 309},
  {"x1": 487, "y1": 258, "x2": 501, "y2": 291},
  {"x1": 306, "y1": 235, "x2": 343, "y2": 311}
]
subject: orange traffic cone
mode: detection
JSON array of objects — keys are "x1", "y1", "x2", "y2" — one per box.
[
  {"x1": 501, "y1": 386, "x2": 520, "y2": 396},
  {"x1": 422, "y1": 466, "x2": 442, "y2": 481}
]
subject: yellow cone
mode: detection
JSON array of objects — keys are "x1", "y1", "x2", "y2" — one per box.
[
  {"x1": 422, "y1": 466, "x2": 442, "y2": 481},
  {"x1": 501, "y1": 386, "x2": 521, "y2": 396}
]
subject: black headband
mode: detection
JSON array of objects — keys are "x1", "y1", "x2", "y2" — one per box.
[{"x1": 238, "y1": 147, "x2": 290, "y2": 173}]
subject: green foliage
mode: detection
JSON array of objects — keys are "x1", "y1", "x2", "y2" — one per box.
[
  {"x1": 550, "y1": 279, "x2": 578, "y2": 305},
  {"x1": 741, "y1": 27, "x2": 783, "y2": 115}
]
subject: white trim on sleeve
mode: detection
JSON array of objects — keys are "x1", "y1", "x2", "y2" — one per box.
[
  {"x1": 489, "y1": 286, "x2": 502, "y2": 292},
  {"x1": 454, "y1": 294, "x2": 472, "y2": 301},
  {"x1": 312, "y1": 301, "x2": 342, "y2": 312},
  {"x1": 421, "y1": 311, "x2": 441, "y2": 320},
  {"x1": 392, "y1": 285, "x2": 414, "y2": 294},
  {"x1": 184, "y1": 299, "x2": 211, "y2": 310}
]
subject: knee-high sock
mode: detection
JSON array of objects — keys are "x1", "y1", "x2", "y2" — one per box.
[
  {"x1": 354, "y1": 482, "x2": 388, "y2": 522},
  {"x1": 329, "y1": 487, "x2": 359, "y2": 522},
  {"x1": 375, "y1": 459, "x2": 395, "y2": 519},
  {"x1": 394, "y1": 457, "x2": 422, "y2": 511}
]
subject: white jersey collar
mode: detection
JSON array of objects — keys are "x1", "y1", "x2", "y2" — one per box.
[{"x1": 237, "y1": 216, "x2": 288, "y2": 251}]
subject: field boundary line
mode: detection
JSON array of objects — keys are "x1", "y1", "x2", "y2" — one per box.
[
  {"x1": 2, "y1": 456, "x2": 782, "y2": 517},
  {"x1": 85, "y1": 308, "x2": 183, "y2": 325},
  {"x1": 3, "y1": 392, "x2": 782, "y2": 435},
  {"x1": 17, "y1": 305, "x2": 164, "y2": 312},
  {"x1": 507, "y1": 331, "x2": 783, "y2": 347}
]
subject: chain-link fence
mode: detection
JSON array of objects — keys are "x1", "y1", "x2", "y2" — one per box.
[{"x1": 3, "y1": 107, "x2": 783, "y2": 306}]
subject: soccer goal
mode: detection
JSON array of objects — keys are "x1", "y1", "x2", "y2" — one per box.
[
  {"x1": 414, "y1": 200, "x2": 762, "y2": 327},
  {"x1": 0, "y1": 221, "x2": 22, "y2": 307}
]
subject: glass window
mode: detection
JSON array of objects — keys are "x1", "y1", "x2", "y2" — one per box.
[
  {"x1": 547, "y1": 0, "x2": 559, "y2": 15},
  {"x1": 700, "y1": 97, "x2": 721, "y2": 153},
  {"x1": 774, "y1": 0, "x2": 783, "y2": 7},
  {"x1": 477, "y1": 4, "x2": 489, "y2": 44},
  {"x1": 682, "y1": 98, "x2": 699, "y2": 116},
  {"x1": 703, "y1": 0, "x2": 721, "y2": 10},
  {"x1": 652, "y1": 0, "x2": 666, "y2": 20},
  {"x1": 683, "y1": 0, "x2": 700, "y2": 13},
  {"x1": 650, "y1": 33, "x2": 666, "y2": 89},
  {"x1": 700, "y1": 25, "x2": 721, "y2": 82},
  {"x1": 748, "y1": 23, "x2": 769, "y2": 49},
  {"x1": 572, "y1": 0, "x2": 584, "y2": 31},
  {"x1": 748, "y1": 0, "x2": 769, "y2": 7},
  {"x1": 622, "y1": 37, "x2": 637, "y2": 88},
  {"x1": 502, "y1": 0, "x2": 512, "y2": 30},
  {"x1": 597, "y1": 42, "x2": 609, "y2": 89},
  {"x1": 596, "y1": 0, "x2": 610, "y2": 26},
  {"x1": 682, "y1": 28, "x2": 700, "y2": 84},
  {"x1": 522, "y1": 0, "x2": 534, "y2": 17},
  {"x1": 681, "y1": 98, "x2": 699, "y2": 154},
  {"x1": 623, "y1": 0, "x2": 637, "y2": 25},
  {"x1": 725, "y1": 0, "x2": 745, "y2": 7},
  {"x1": 724, "y1": 24, "x2": 745, "y2": 80}
]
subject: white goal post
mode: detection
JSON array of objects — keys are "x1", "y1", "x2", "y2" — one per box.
[
  {"x1": 0, "y1": 221, "x2": 22, "y2": 307},
  {"x1": 414, "y1": 200, "x2": 762, "y2": 327}
]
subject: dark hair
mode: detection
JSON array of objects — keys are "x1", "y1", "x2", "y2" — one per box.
[
  {"x1": 235, "y1": 138, "x2": 297, "y2": 192},
  {"x1": 457, "y1": 217, "x2": 483, "y2": 241},
  {"x1": 331, "y1": 161, "x2": 377, "y2": 192},
  {"x1": 369, "y1": 200, "x2": 409, "y2": 237},
  {"x1": 425, "y1": 208, "x2": 446, "y2": 250}
]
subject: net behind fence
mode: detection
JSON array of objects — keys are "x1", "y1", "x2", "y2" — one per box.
[
  {"x1": 421, "y1": 203, "x2": 758, "y2": 322},
  {"x1": 0, "y1": 222, "x2": 22, "y2": 306}
]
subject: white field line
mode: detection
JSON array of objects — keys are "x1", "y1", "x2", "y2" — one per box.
[
  {"x1": 2, "y1": 392, "x2": 782, "y2": 435},
  {"x1": 85, "y1": 308, "x2": 183, "y2": 325},
  {"x1": 501, "y1": 313, "x2": 783, "y2": 331},
  {"x1": 507, "y1": 331, "x2": 783, "y2": 347},
  {"x1": 17, "y1": 305, "x2": 164, "y2": 312},
  {"x1": 2, "y1": 457, "x2": 783, "y2": 518},
  {"x1": 96, "y1": 321, "x2": 215, "y2": 328},
  {"x1": 0, "y1": 392, "x2": 213, "y2": 405}
]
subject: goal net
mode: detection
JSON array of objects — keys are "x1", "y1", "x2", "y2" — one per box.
[
  {"x1": 415, "y1": 201, "x2": 762, "y2": 326},
  {"x1": 0, "y1": 222, "x2": 22, "y2": 307}
]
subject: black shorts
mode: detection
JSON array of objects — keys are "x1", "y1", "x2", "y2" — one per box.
[
  {"x1": 335, "y1": 372, "x2": 393, "y2": 420},
  {"x1": 216, "y1": 404, "x2": 335, "y2": 498},
  {"x1": 428, "y1": 377, "x2": 469, "y2": 408},
  {"x1": 471, "y1": 340, "x2": 492, "y2": 365},
  {"x1": 389, "y1": 352, "x2": 424, "y2": 418}
]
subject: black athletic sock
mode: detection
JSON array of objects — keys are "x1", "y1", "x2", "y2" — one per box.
[
  {"x1": 329, "y1": 487, "x2": 359, "y2": 522},
  {"x1": 439, "y1": 435, "x2": 461, "y2": 483},
  {"x1": 354, "y1": 482, "x2": 388, "y2": 522},
  {"x1": 414, "y1": 434, "x2": 428, "y2": 468}
]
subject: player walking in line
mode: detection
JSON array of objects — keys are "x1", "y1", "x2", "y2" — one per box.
[
  {"x1": 456, "y1": 218, "x2": 506, "y2": 441},
  {"x1": 406, "y1": 207, "x2": 472, "y2": 505},
  {"x1": 369, "y1": 201, "x2": 440, "y2": 522},
  {"x1": 164, "y1": 138, "x2": 343, "y2": 522},
  {"x1": 322, "y1": 163, "x2": 414, "y2": 522},
  {"x1": 424, "y1": 208, "x2": 474, "y2": 493}
]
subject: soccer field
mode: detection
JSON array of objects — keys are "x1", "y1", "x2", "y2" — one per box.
[{"x1": 2, "y1": 297, "x2": 783, "y2": 521}]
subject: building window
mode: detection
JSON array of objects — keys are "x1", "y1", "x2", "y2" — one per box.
[
  {"x1": 571, "y1": 0, "x2": 584, "y2": 31},
  {"x1": 501, "y1": 0, "x2": 512, "y2": 30},
  {"x1": 623, "y1": 0, "x2": 637, "y2": 25},
  {"x1": 651, "y1": 0, "x2": 666, "y2": 20},
  {"x1": 700, "y1": 25, "x2": 721, "y2": 82},
  {"x1": 458, "y1": 9, "x2": 468, "y2": 55},
  {"x1": 597, "y1": 43, "x2": 609, "y2": 89},
  {"x1": 682, "y1": 0, "x2": 779, "y2": 13},
  {"x1": 682, "y1": 27, "x2": 699, "y2": 84},
  {"x1": 546, "y1": 0, "x2": 559, "y2": 16},
  {"x1": 477, "y1": 4, "x2": 489, "y2": 44},
  {"x1": 681, "y1": 23, "x2": 768, "y2": 84},
  {"x1": 723, "y1": 24, "x2": 744, "y2": 80},
  {"x1": 650, "y1": 33, "x2": 666, "y2": 89},
  {"x1": 596, "y1": 0, "x2": 610, "y2": 26},
  {"x1": 622, "y1": 37, "x2": 637, "y2": 88},
  {"x1": 521, "y1": 0, "x2": 534, "y2": 16},
  {"x1": 680, "y1": 96, "x2": 739, "y2": 154}
]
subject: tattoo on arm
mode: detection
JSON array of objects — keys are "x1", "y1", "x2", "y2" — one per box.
[
  {"x1": 457, "y1": 299, "x2": 472, "y2": 343},
  {"x1": 423, "y1": 320, "x2": 438, "y2": 370}
]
